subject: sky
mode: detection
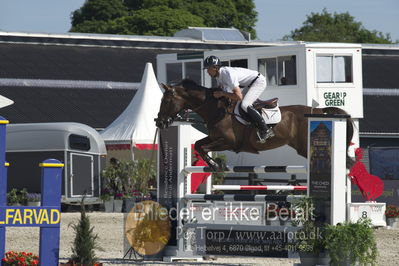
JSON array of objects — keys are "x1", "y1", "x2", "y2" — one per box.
[{"x1": 0, "y1": 0, "x2": 398, "y2": 42}]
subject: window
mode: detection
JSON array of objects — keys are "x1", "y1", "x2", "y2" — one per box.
[
  {"x1": 211, "y1": 58, "x2": 248, "y2": 87},
  {"x1": 316, "y1": 55, "x2": 352, "y2": 83},
  {"x1": 69, "y1": 134, "x2": 90, "y2": 151},
  {"x1": 230, "y1": 59, "x2": 248, "y2": 68},
  {"x1": 184, "y1": 62, "x2": 201, "y2": 85},
  {"x1": 278, "y1": 56, "x2": 297, "y2": 85},
  {"x1": 166, "y1": 62, "x2": 202, "y2": 85},
  {"x1": 258, "y1": 55, "x2": 297, "y2": 86},
  {"x1": 166, "y1": 63, "x2": 182, "y2": 84}
]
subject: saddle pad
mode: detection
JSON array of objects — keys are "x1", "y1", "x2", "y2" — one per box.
[{"x1": 234, "y1": 103, "x2": 282, "y2": 126}]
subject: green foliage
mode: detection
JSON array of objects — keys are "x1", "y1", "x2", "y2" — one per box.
[
  {"x1": 2, "y1": 251, "x2": 39, "y2": 266},
  {"x1": 70, "y1": 201, "x2": 102, "y2": 265},
  {"x1": 101, "y1": 159, "x2": 156, "y2": 198},
  {"x1": 232, "y1": 0, "x2": 258, "y2": 38},
  {"x1": 292, "y1": 198, "x2": 378, "y2": 265},
  {"x1": 324, "y1": 219, "x2": 378, "y2": 266},
  {"x1": 131, "y1": 158, "x2": 156, "y2": 194},
  {"x1": 292, "y1": 197, "x2": 325, "y2": 253},
  {"x1": 284, "y1": 8, "x2": 392, "y2": 44},
  {"x1": 7, "y1": 188, "x2": 28, "y2": 205},
  {"x1": 385, "y1": 204, "x2": 399, "y2": 218},
  {"x1": 109, "y1": 6, "x2": 205, "y2": 36},
  {"x1": 70, "y1": 0, "x2": 257, "y2": 38},
  {"x1": 101, "y1": 161, "x2": 124, "y2": 198},
  {"x1": 71, "y1": 0, "x2": 128, "y2": 28},
  {"x1": 71, "y1": 20, "x2": 111, "y2": 34},
  {"x1": 7, "y1": 189, "x2": 19, "y2": 205},
  {"x1": 211, "y1": 153, "x2": 227, "y2": 194}
]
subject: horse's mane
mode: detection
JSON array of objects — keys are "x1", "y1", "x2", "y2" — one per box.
[
  {"x1": 179, "y1": 79, "x2": 230, "y2": 110},
  {"x1": 180, "y1": 79, "x2": 219, "y2": 92}
]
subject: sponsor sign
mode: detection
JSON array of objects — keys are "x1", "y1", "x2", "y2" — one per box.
[{"x1": 0, "y1": 207, "x2": 60, "y2": 227}]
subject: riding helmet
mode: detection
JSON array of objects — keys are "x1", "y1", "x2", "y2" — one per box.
[{"x1": 203, "y1": 55, "x2": 221, "y2": 69}]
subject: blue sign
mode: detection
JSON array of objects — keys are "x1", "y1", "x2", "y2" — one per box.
[
  {"x1": 0, "y1": 116, "x2": 64, "y2": 266},
  {"x1": 0, "y1": 207, "x2": 60, "y2": 227}
]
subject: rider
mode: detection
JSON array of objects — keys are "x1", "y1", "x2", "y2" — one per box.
[{"x1": 203, "y1": 55, "x2": 274, "y2": 143}]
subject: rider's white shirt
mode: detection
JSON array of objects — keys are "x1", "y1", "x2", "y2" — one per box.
[{"x1": 216, "y1": 67, "x2": 259, "y2": 92}]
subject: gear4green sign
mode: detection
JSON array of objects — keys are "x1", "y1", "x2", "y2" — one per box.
[{"x1": 323, "y1": 92, "x2": 347, "y2": 107}]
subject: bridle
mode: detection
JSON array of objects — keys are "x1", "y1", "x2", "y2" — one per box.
[{"x1": 156, "y1": 85, "x2": 236, "y2": 127}]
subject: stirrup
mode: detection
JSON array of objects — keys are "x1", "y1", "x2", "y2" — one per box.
[{"x1": 256, "y1": 128, "x2": 275, "y2": 143}]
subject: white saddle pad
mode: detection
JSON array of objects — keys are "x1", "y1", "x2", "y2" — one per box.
[{"x1": 234, "y1": 103, "x2": 282, "y2": 126}]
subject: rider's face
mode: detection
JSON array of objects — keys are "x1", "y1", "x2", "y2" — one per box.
[{"x1": 206, "y1": 66, "x2": 219, "y2": 78}]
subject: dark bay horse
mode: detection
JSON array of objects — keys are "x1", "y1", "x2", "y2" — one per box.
[{"x1": 155, "y1": 79, "x2": 354, "y2": 170}]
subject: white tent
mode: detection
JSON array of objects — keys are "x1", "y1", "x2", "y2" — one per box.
[
  {"x1": 0, "y1": 95, "x2": 14, "y2": 109},
  {"x1": 100, "y1": 62, "x2": 206, "y2": 158}
]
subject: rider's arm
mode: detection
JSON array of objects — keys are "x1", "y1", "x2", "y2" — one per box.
[{"x1": 214, "y1": 87, "x2": 243, "y2": 101}]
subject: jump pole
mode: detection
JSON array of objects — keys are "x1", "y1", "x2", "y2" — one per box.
[
  {"x1": 184, "y1": 165, "x2": 307, "y2": 174},
  {"x1": 185, "y1": 194, "x2": 305, "y2": 202},
  {"x1": 212, "y1": 185, "x2": 307, "y2": 191}
]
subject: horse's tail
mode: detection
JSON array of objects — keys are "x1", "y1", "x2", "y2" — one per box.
[{"x1": 321, "y1": 107, "x2": 355, "y2": 169}]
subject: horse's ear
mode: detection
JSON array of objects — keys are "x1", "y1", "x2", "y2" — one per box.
[{"x1": 161, "y1": 83, "x2": 171, "y2": 91}]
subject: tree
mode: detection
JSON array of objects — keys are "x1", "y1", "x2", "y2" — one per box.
[
  {"x1": 69, "y1": 200, "x2": 102, "y2": 265},
  {"x1": 70, "y1": 0, "x2": 257, "y2": 38},
  {"x1": 71, "y1": 0, "x2": 128, "y2": 30},
  {"x1": 284, "y1": 9, "x2": 392, "y2": 44},
  {"x1": 108, "y1": 6, "x2": 205, "y2": 36}
]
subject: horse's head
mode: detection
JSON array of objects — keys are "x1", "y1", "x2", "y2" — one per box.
[{"x1": 155, "y1": 83, "x2": 187, "y2": 129}]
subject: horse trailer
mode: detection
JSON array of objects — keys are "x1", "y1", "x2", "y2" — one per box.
[{"x1": 6, "y1": 122, "x2": 107, "y2": 204}]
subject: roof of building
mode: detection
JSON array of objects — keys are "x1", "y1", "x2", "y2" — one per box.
[
  {"x1": 0, "y1": 31, "x2": 277, "y2": 50},
  {"x1": 174, "y1": 27, "x2": 251, "y2": 42},
  {"x1": 0, "y1": 86, "x2": 135, "y2": 129},
  {"x1": 0, "y1": 42, "x2": 177, "y2": 82}
]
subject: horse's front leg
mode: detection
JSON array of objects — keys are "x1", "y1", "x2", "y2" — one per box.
[
  {"x1": 194, "y1": 137, "x2": 219, "y2": 170},
  {"x1": 195, "y1": 137, "x2": 229, "y2": 171}
]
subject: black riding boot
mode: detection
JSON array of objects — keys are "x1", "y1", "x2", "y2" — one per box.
[{"x1": 246, "y1": 105, "x2": 275, "y2": 143}]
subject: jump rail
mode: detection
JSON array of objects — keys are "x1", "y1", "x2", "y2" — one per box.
[
  {"x1": 185, "y1": 194, "x2": 305, "y2": 202},
  {"x1": 212, "y1": 185, "x2": 307, "y2": 191},
  {"x1": 184, "y1": 165, "x2": 307, "y2": 174}
]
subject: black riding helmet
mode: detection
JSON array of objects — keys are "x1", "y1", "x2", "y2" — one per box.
[{"x1": 203, "y1": 55, "x2": 221, "y2": 69}]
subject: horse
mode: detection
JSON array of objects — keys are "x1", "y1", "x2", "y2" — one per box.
[{"x1": 155, "y1": 79, "x2": 354, "y2": 170}]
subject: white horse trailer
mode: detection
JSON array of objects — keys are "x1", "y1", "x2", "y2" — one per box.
[
  {"x1": 6, "y1": 122, "x2": 107, "y2": 204},
  {"x1": 156, "y1": 43, "x2": 362, "y2": 179}
]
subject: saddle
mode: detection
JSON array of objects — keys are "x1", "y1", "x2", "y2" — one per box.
[
  {"x1": 253, "y1": 97, "x2": 279, "y2": 110},
  {"x1": 237, "y1": 97, "x2": 279, "y2": 122}
]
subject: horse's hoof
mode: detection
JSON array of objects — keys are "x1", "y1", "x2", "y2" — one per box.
[
  {"x1": 209, "y1": 164, "x2": 220, "y2": 172},
  {"x1": 209, "y1": 162, "x2": 226, "y2": 172},
  {"x1": 208, "y1": 161, "x2": 220, "y2": 172}
]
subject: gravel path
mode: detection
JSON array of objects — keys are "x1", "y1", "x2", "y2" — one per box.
[{"x1": 4, "y1": 212, "x2": 399, "y2": 265}]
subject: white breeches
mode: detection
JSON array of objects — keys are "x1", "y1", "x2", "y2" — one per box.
[{"x1": 241, "y1": 76, "x2": 267, "y2": 112}]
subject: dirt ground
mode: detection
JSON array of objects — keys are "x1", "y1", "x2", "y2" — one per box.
[{"x1": 4, "y1": 212, "x2": 399, "y2": 265}]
